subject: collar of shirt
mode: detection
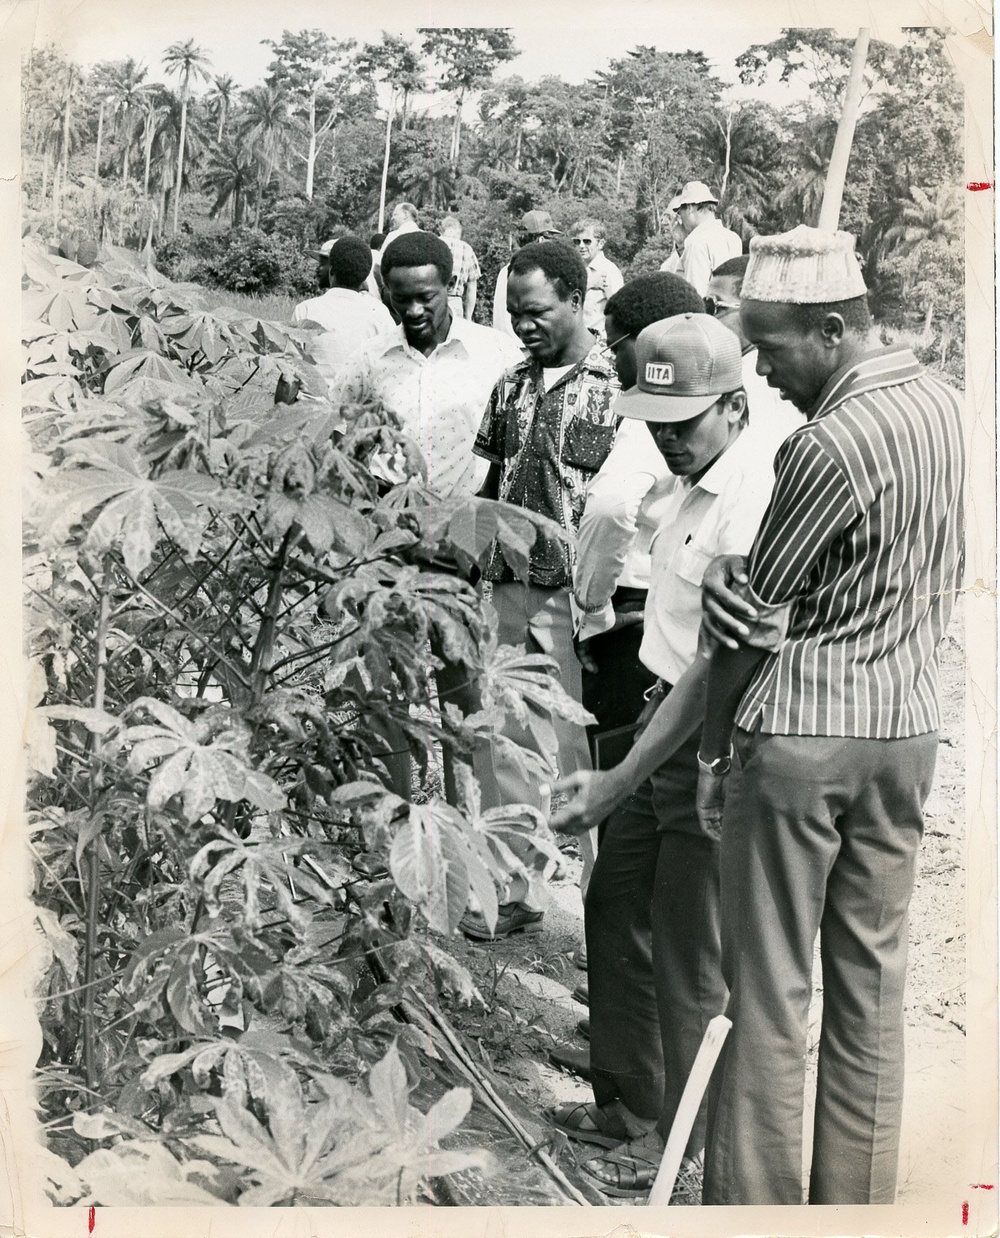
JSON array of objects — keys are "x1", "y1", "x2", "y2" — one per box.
[
  {"x1": 373, "y1": 313, "x2": 487, "y2": 364},
  {"x1": 810, "y1": 345, "x2": 923, "y2": 420},
  {"x1": 684, "y1": 424, "x2": 759, "y2": 497},
  {"x1": 509, "y1": 339, "x2": 617, "y2": 387}
]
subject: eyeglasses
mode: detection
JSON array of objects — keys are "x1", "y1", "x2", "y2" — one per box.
[
  {"x1": 572, "y1": 237, "x2": 598, "y2": 246},
  {"x1": 603, "y1": 330, "x2": 632, "y2": 356},
  {"x1": 704, "y1": 296, "x2": 740, "y2": 317}
]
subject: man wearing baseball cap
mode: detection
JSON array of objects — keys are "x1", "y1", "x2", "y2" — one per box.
[
  {"x1": 695, "y1": 225, "x2": 965, "y2": 1204},
  {"x1": 672, "y1": 180, "x2": 742, "y2": 297},
  {"x1": 548, "y1": 313, "x2": 797, "y2": 1195},
  {"x1": 492, "y1": 208, "x2": 562, "y2": 336}
]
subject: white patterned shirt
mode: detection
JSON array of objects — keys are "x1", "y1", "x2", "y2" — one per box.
[{"x1": 331, "y1": 316, "x2": 524, "y2": 498}]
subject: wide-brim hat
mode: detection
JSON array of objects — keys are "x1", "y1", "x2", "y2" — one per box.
[
  {"x1": 615, "y1": 313, "x2": 743, "y2": 423},
  {"x1": 742, "y1": 225, "x2": 867, "y2": 303},
  {"x1": 673, "y1": 180, "x2": 720, "y2": 208}
]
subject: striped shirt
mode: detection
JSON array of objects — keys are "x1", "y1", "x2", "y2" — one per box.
[{"x1": 736, "y1": 346, "x2": 965, "y2": 739}]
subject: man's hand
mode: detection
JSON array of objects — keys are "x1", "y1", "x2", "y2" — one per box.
[
  {"x1": 695, "y1": 767, "x2": 728, "y2": 842},
  {"x1": 702, "y1": 554, "x2": 757, "y2": 649},
  {"x1": 574, "y1": 636, "x2": 599, "y2": 674},
  {"x1": 549, "y1": 769, "x2": 620, "y2": 834}
]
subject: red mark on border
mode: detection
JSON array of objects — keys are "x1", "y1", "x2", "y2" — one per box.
[
  {"x1": 962, "y1": 1201, "x2": 970, "y2": 1225},
  {"x1": 88, "y1": 1206, "x2": 95, "y2": 1233},
  {"x1": 967, "y1": 181, "x2": 994, "y2": 191},
  {"x1": 973, "y1": 1184, "x2": 995, "y2": 1189}
]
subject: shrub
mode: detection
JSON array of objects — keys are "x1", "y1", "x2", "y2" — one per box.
[{"x1": 195, "y1": 227, "x2": 318, "y2": 297}]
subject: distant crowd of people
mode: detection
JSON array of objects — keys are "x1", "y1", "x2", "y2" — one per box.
[{"x1": 288, "y1": 185, "x2": 965, "y2": 1207}]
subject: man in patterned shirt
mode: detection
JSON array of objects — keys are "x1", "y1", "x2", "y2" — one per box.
[
  {"x1": 474, "y1": 241, "x2": 620, "y2": 824},
  {"x1": 695, "y1": 226, "x2": 966, "y2": 1205}
]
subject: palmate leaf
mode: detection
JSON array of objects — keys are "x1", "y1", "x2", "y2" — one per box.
[
  {"x1": 125, "y1": 699, "x2": 285, "y2": 825},
  {"x1": 23, "y1": 286, "x2": 100, "y2": 332},
  {"x1": 103, "y1": 349, "x2": 199, "y2": 396},
  {"x1": 426, "y1": 495, "x2": 574, "y2": 585},
  {"x1": 42, "y1": 439, "x2": 248, "y2": 577},
  {"x1": 74, "y1": 1142, "x2": 226, "y2": 1207}
]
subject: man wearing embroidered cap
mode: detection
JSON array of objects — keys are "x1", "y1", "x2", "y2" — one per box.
[
  {"x1": 695, "y1": 225, "x2": 966, "y2": 1204},
  {"x1": 545, "y1": 313, "x2": 799, "y2": 1194},
  {"x1": 672, "y1": 180, "x2": 742, "y2": 297}
]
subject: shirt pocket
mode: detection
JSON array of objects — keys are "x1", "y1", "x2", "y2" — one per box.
[
  {"x1": 562, "y1": 419, "x2": 616, "y2": 473},
  {"x1": 672, "y1": 542, "x2": 713, "y2": 588}
]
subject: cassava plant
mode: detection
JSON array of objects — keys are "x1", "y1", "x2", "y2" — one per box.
[{"x1": 22, "y1": 236, "x2": 590, "y2": 1206}]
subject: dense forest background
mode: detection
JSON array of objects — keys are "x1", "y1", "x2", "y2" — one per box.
[{"x1": 22, "y1": 26, "x2": 964, "y2": 379}]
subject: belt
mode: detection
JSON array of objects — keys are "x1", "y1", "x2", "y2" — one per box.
[{"x1": 643, "y1": 677, "x2": 672, "y2": 702}]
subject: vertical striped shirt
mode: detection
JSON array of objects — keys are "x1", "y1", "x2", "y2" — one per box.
[{"x1": 736, "y1": 346, "x2": 965, "y2": 739}]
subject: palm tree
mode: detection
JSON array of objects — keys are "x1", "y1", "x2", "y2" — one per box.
[
  {"x1": 772, "y1": 117, "x2": 837, "y2": 229},
  {"x1": 239, "y1": 84, "x2": 291, "y2": 224},
  {"x1": 162, "y1": 39, "x2": 212, "y2": 234},
  {"x1": 106, "y1": 59, "x2": 148, "y2": 187},
  {"x1": 881, "y1": 184, "x2": 962, "y2": 340},
  {"x1": 358, "y1": 34, "x2": 426, "y2": 229},
  {"x1": 208, "y1": 74, "x2": 238, "y2": 143},
  {"x1": 138, "y1": 84, "x2": 175, "y2": 199},
  {"x1": 202, "y1": 136, "x2": 255, "y2": 225}
]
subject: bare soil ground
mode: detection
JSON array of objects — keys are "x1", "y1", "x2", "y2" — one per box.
[{"x1": 432, "y1": 612, "x2": 968, "y2": 1208}]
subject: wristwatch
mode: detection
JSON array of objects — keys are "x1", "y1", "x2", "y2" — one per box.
[{"x1": 697, "y1": 751, "x2": 732, "y2": 776}]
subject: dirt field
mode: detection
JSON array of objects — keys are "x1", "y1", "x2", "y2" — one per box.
[{"x1": 433, "y1": 610, "x2": 968, "y2": 1208}]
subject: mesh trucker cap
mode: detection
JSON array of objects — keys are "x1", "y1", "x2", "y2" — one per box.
[
  {"x1": 520, "y1": 209, "x2": 561, "y2": 235},
  {"x1": 615, "y1": 313, "x2": 743, "y2": 423}
]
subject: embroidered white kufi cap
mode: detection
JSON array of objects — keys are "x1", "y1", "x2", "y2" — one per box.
[{"x1": 742, "y1": 225, "x2": 867, "y2": 303}]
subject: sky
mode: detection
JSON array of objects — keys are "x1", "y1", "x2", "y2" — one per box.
[{"x1": 18, "y1": 0, "x2": 916, "y2": 112}]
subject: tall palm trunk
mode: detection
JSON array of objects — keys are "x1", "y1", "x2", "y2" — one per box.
[
  {"x1": 142, "y1": 116, "x2": 154, "y2": 197},
  {"x1": 94, "y1": 100, "x2": 105, "y2": 179},
  {"x1": 172, "y1": 87, "x2": 189, "y2": 234},
  {"x1": 377, "y1": 91, "x2": 395, "y2": 232},
  {"x1": 304, "y1": 93, "x2": 317, "y2": 200},
  {"x1": 449, "y1": 86, "x2": 466, "y2": 166}
]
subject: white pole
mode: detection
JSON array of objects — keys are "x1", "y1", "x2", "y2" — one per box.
[
  {"x1": 646, "y1": 1014, "x2": 731, "y2": 1206},
  {"x1": 817, "y1": 29, "x2": 871, "y2": 232}
]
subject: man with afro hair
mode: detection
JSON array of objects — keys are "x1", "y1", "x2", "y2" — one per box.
[{"x1": 293, "y1": 235, "x2": 395, "y2": 392}]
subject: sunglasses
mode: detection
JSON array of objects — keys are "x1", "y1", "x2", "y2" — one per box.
[{"x1": 704, "y1": 296, "x2": 741, "y2": 316}]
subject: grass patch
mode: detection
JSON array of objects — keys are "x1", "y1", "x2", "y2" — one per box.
[{"x1": 196, "y1": 287, "x2": 298, "y2": 322}]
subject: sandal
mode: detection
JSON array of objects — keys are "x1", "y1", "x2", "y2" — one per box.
[
  {"x1": 549, "y1": 1101, "x2": 629, "y2": 1148},
  {"x1": 580, "y1": 1132, "x2": 665, "y2": 1197}
]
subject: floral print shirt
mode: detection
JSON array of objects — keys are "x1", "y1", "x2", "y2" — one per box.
[{"x1": 474, "y1": 344, "x2": 620, "y2": 586}]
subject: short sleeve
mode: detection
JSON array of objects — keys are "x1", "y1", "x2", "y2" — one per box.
[
  {"x1": 473, "y1": 379, "x2": 505, "y2": 464},
  {"x1": 747, "y1": 430, "x2": 860, "y2": 606}
]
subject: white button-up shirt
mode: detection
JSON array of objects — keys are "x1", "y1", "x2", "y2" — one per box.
[
  {"x1": 681, "y1": 217, "x2": 742, "y2": 296},
  {"x1": 573, "y1": 350, "x2": 803, "y2": 641},
  {"x1": 583, "y1": 250, "x2": 624, "y2": 335},
  {"x1": 292, "y1": 288, "x2": 395, "y2": 392},
  {"x1": 640, "y1": 421, "x2": 795, "y2": 686},
  {"x1": 331, "y1": 315, "x2": 524, "y2": 497}
]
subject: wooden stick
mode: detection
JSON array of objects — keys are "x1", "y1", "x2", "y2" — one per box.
[
  {"x1": 647, "y1": 1014, "x2": 732, "y2": 1206},
  {"x1": 407, "y1": 990, "x2": 591, "y2": 1207}
]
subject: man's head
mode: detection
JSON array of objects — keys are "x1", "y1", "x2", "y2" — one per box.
[
  {"x1": 706, "y1": 254, "x2": 749, "y2": 348},
  {"x1": 739, "y1": 225, "x2": 872, "y2": 413},
  {"x1": 381, "y1": 231, "x2": 455, "y2": 347},
  {"x1": 615, "y1": 314, "x2": 746, "y2": 480},
  {"x1": 603, "y1": 272, "x2": 705, "y2": 388},
  {"x1": 439, "y1": 215, "x2": 462, "y2": 239},
  {"x1": 507, "y1": 241, "x2": 588, "y2": 364},
  {"x1": 369, "y1": 231, "x2": 386, "y2": 250},
  {"x1": 570, "y1": 218, "x2": 606, "y2": 265},
  {"x1": 388, "y1": 202, "x2": 419, "y2": 231},
  {"x1": 672, "y1": 180, "x2": 721, "y2": 238},
  {"x1": 517, "y1": 209, "x2": 561, "y2": 247},
  {"x1": 326, "y1": 236, "x2": 374, "y2": 292}
]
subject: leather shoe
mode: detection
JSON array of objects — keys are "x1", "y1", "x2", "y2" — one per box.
[{"x1": 459, "y1": 902, "x2": 544, "y2": 941}]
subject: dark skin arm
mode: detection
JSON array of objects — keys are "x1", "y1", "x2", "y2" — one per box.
[
  {"x1": 701, "y1": 554, "x2": 759, "y2": 649},
  {"x1": 478, "y1": 461, "x2": 501, "y2": 500},
  {"x1": 695, "y1": 641, "x2": 766, "y2": 838}
]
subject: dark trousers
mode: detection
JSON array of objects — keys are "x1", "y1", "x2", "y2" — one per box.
[
  {"x1": 585, "y1": 717, "x2": 726, "y2": 1157},
  {"x1": 581, "y1": 590, "x2": 656, "y2": 769},
  {"x1": 703, "y1": 728, "x2": 939, "y2": 1206}
]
